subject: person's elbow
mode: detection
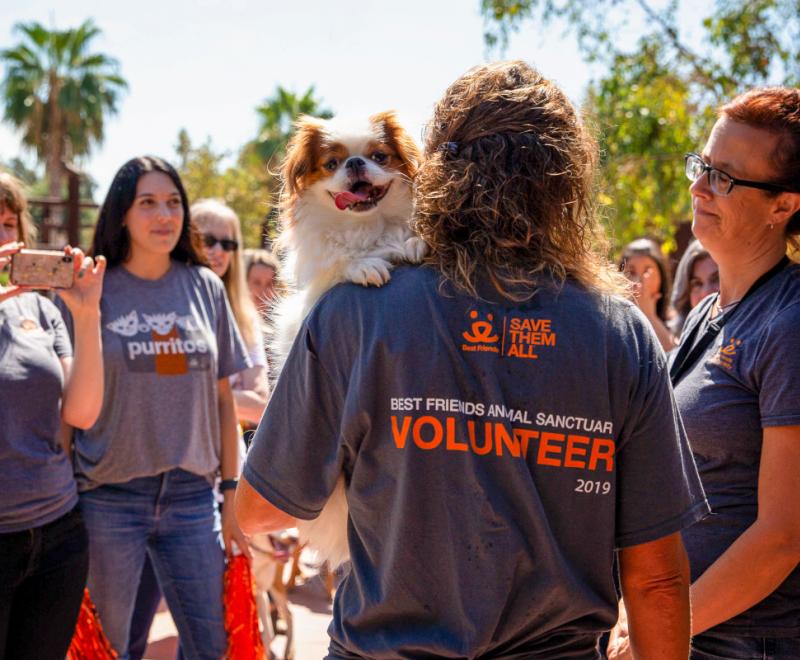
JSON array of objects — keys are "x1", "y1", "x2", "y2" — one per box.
[
  {"x1": 234, "y1": 475, "x2": 295, "y2": 535},
  {"x1": 61, "y1": 400, "x2": 101, "y2": 430},
  {"x1": 620, "y1": 532, "x2": 691, "y2": 602}
]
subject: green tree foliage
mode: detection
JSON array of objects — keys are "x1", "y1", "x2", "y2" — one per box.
[
  {"x1": 177, "y1": 85, "x2": 334, "y2": 247},
  {"x1": 481, "y1": 0, "x2": 800, "y2": 249},
  {"x1": 252, "y1": 85, "x2": 333, "y2": 168},
  {"x1": 1, "y1": 19, "x2": 127, "y2": 199},
  {"x1": 176, "y1": 129, "x2": 272, "y2": 248}
]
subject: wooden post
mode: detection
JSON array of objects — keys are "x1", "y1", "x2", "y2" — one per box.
[{"x1": 65, "y1": 163, "x2": 81, "y2": 247}]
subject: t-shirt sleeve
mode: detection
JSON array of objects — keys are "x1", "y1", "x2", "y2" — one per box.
[
  {"x1": 243, "y1": 324, "x2": 346, "y2": 520},
  {"x1": 44, "y1": 295, "x2": 73, "y2": 358},
  {"x1": 615, "y1": 318, "x2": 709, "y2": 548},
  {"x1": 211, "y1": 278, "x2": 251, "y2": 379},
  {"x1": 756, "y1": 303, "x2": 800, "y2": 428}
]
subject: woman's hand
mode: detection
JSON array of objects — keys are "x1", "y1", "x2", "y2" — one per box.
[
  {"x1": 222, "y1": 492, "x2": 252, "y2": 559},
  {"x1": 0, "y1": 241, "x2": 30, "y2": 303},
  {"x1": 606, "y1": 599, "x2": 632, "y2": 659},
  {"x1": 55, "y1": 246, "x2": 106, "y2": 317}
]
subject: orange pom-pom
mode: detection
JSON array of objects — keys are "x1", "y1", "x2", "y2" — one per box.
[
  {"x1": 67, "y1": 589, "x2": 117, "y2": 659},
  {"x1": 224, "y1": 554, "x2": 267, "y2": 660}
]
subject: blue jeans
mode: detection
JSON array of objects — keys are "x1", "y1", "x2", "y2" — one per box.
[
  {"x1": 80, "y1": 469, "x2": 225, "y2": 660},
  {"x1": 691, "y1": 631, "x2": 800, "y2": 659},
  {"x1": 0, "y1": 506, "x2": 89, "y2": 660}
]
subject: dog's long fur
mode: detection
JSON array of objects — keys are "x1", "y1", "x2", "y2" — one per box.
[{"x1": 272, "y1": 112, "x2": 423, "y2": 567}]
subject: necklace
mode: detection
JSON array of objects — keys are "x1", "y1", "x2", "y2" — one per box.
[{"x1": 713, "y1": 297, "x2": 742, "y2": 316}]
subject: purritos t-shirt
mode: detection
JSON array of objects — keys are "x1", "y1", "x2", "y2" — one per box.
[
  {"x1": 0, "y1": 293, "x2": 76, "y2": 532},
  {"x1": 244, "y1": 266, "x2": 707, "y2": 659},
  {"x1": 673, "y1": 263, "x2": 800, "y2": 637},
  {"x1": 64, "y1": 262, "x2": 250, "y2": 490}
]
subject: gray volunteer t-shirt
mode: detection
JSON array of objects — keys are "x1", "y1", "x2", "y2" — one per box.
[
  {"x1": 673, "y1": 263, "x2": 800, "y2": 637},
  {"x1": 245, "y1": 266, "x2": 707, "y2": 659},
  {"x1": 63, "y1": 262, "x2": 249, "y2": 490},
  {"x1": 0, "y1": 292, "x2": 76, "y2": 533}
]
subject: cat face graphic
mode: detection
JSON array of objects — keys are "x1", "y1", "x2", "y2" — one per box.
[
  {"x1": 142, "y1": 312, "x2": 177, "y2": 335},
  {"x1": 175, "y1": 315, "x2": 199, "y2": 332},
  {"x1": 106, "y1": 310, "x2": 141, "y2": 337}
]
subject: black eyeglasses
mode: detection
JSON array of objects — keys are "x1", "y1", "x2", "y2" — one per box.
[
  {"x1": 684, "y1": 152, "x2": 791, "y2": 197},
  {"x1": 203, "y1": 235, "x2": 238, "y2": 252}
]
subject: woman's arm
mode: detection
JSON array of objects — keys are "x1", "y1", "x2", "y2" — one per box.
[
  {"x1": 57, "y1": 249, "x2": 106, "y2": 429},
  {"x1": 690, "y1": 424, "x2": 800, "y2": 635},
  {"x1": 218, "y1": 377, "x2": 251, "y2": 558},
  {"x1": 232, "y1": 364, "x2": 269, "y2": 424}
]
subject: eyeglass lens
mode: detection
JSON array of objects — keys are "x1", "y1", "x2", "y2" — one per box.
[{"x1": 203, "y1": 235, "x2": 238, "y2": 251}]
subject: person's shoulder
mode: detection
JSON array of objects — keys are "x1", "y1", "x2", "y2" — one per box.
[
  {"x1": 320, "y1": 264, "x2": 434, "y2": 307},
  {"x1": 181, "y1": 263, "x2": 225, "y2": 292}
]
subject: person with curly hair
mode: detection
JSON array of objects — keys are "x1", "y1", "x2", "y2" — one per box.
[{"x1": 236, "y1": 61, "x2": 707, "y2": 659}]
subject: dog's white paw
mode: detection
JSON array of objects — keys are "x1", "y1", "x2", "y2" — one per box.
[
  {"x1": 404, "y1": 236, "x2": 428, "y2": 263},
  {"x1": 345, "y1": 258, "x2": 392, "y2": 287}
]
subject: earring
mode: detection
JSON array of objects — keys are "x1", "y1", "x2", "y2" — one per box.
[{"x1": 769, "y1": 222, "x2": 775, "y2": 230}]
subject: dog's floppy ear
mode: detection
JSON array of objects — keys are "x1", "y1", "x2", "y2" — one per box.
[
  {"x1": 371, "y1": 111, "x2": 420, "y2": 180},
  {"x1": 282, "y1": 116, "x2": 325, "y2": 197}
]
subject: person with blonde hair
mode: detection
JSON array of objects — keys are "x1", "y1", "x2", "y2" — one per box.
[
  {"x1": 192, "y1": 199, "x2": 269, "y2": 426},
  {"x1": 236, "y1": 61, "x2": 707, "y2": 658}
]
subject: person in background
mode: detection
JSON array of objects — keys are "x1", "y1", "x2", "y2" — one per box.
[
  {"x1": 236, "y1": 60, "x2": 707, "y2": 659},
  {"x1": 68, "y1": 156, "x2": 250, "y2": 660},
  {"x1": 0, "y1": 171, "x2": 105, "y2": 660},
  {"x1": 669, "y1": 239, "x2": 719, "y2": 338},
  {"x1": 244, "y1": 248, "x2": 281, "y2": 317},
  {"x1": 619, "y1": 237, "x2": 677, "y2": 352},
  {"x1": 193, "y1": 200, "x2": 269, "y2": 427}
]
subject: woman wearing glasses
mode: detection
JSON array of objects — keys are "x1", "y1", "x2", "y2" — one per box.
[
  {"x1": 674, "y1": 89, "x2": 800, "y2": 658},
  {"x1": 64, "y1": 157, "x2": 251, "y2": 659},
  {"x1": 193, "y1": 199, "x2": 269, "y2": 427}
]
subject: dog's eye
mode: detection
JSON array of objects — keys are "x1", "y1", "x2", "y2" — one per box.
[
  {"x1": 371, "y1": 152, "x2": 388, "y2": 165},
  {"x1": 324, "y1": 158, "x2": 338, "y2": 171}
]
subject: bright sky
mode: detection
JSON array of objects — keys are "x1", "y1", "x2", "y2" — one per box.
[{"x1": 0, "y1": 0, "x2": 697, "y2": 199}]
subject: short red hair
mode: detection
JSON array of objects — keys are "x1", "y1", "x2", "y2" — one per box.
[{"x1": 720, "y1": 87, "x2": 800, "y2": 240}]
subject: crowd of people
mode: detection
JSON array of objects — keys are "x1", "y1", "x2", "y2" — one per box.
[{"x1": 1, "y1": 61, "x2": 799, "y2": 660}]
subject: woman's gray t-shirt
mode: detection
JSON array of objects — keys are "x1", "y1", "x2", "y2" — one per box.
[
  {"x1": 64, "y1": 262, "x2": 249, "y2": 490},
  {"x1": 245, "y1": 265, "x2": 708, "y2": 658},
  {"x1": 0, "y1": 292, "x2": 76, "y2": 532}
]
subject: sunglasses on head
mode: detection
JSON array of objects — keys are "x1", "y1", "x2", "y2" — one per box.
[{"x1": 203, "y1": 235, "x2": 238, "y2": 252}]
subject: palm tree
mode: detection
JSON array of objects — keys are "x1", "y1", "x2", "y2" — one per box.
[
  {"x1": 253, "y1": 85, "x2": 333, "y2": 167},
  {"x1": 1, "y1": 19, "x2": 127, "y2": 198}
]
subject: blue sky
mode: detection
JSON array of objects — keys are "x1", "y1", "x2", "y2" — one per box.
[{"x1": 0, "y1": 0, "x2": 695, "y2": 198}]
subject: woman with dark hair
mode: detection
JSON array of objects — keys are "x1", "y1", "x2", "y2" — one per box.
[
  {"x1": 669, "y1": 239, "x2": 719, "y2": 338},
  {"x1": 619, "y1": 237, "x2": 676, "y2": 351},
  {"x1": 236, "y1": 61, "x2": 707, "y2": 658},
  {"x1": 65, "y1": 156, "x2": 250, "y2": 659},
  {"x1": 0, "y1": 172, "x2": 105, "y2": 660},
  {"x1": 673, "y1": 88, "x2": 800, "y2": 658}
]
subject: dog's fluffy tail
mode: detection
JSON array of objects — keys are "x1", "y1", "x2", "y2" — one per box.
[{"x1": 296, "y1": 476, "x2": 350, "y2": 568}]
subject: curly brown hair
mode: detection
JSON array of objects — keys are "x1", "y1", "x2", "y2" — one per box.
[{"x1": 413, "y1": 60, "x2": 624, "y2": 301}]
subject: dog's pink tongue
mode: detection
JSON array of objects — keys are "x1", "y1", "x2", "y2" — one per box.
[{"x1": 334, "y1": 190, "x2": 369, "y2": 210}]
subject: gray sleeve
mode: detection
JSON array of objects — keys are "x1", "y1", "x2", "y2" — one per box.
[
  {"x1": 43, "y1": 296, "x2": 73, "y2": 359},
  {"x1": 211, "y1": 278, "x2": 251, "y2": 379},
  {"x1": 756, "y1": 303, "x2": 800, "y2": 427},
  {"x1": 615, "y1": 322, "x2": 709, "y2": 548},
  {"x1": 243, "y1": 324, "x2": 346, "y2": 519}
]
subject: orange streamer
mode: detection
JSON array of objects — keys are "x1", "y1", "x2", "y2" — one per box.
[
  {"x1": 67, "y1": 588, "x2": 117, "y2": 659},
  {"x1": 224, "y1": 554, "x2": 266, "y2": 660}
]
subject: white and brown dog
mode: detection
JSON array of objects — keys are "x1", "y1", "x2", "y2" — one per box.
[{"x1": 271, "y1": 112, "x2": 425, "y2": 567}]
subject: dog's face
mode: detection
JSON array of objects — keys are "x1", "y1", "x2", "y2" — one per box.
[{"x1": 282, "y1": 111, "x2": 419, "y2": 221}]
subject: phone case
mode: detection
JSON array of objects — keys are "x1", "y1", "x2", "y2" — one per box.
[{"x1": 10, "y1": 249, "x2": 75, "y2": 289}]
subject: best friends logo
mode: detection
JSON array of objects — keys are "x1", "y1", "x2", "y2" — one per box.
[{"x1": 461, "y1": 309, "x2": 557, "y2": 359}]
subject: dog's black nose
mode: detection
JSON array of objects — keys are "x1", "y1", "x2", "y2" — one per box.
[{"x1": 345, "y1": 157, "x2": 366, "y2": 173}]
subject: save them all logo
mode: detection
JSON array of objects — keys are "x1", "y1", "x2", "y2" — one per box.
[{"x1": 461, "y1": 310, "x2": 557, "y2": 359}]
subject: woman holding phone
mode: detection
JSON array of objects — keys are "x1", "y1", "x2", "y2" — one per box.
[
  {"x1": 65, "y1": 156, "x2": 250, "y2": 659},
  {"x1": 0, "y1": 171, "x2": 105, "y2": 660}
]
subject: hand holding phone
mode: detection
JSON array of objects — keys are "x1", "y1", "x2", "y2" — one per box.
[
  {"x1": 0, "y1": 242, "x2": 29, "y2": 303},
  {"x1": 10, "y1": 249, "x2": 75, "y2": 289}
]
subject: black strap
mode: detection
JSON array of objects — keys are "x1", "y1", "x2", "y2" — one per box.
[{"x1": 669, "y1": 256, "x2": 789, "y2": 385}]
